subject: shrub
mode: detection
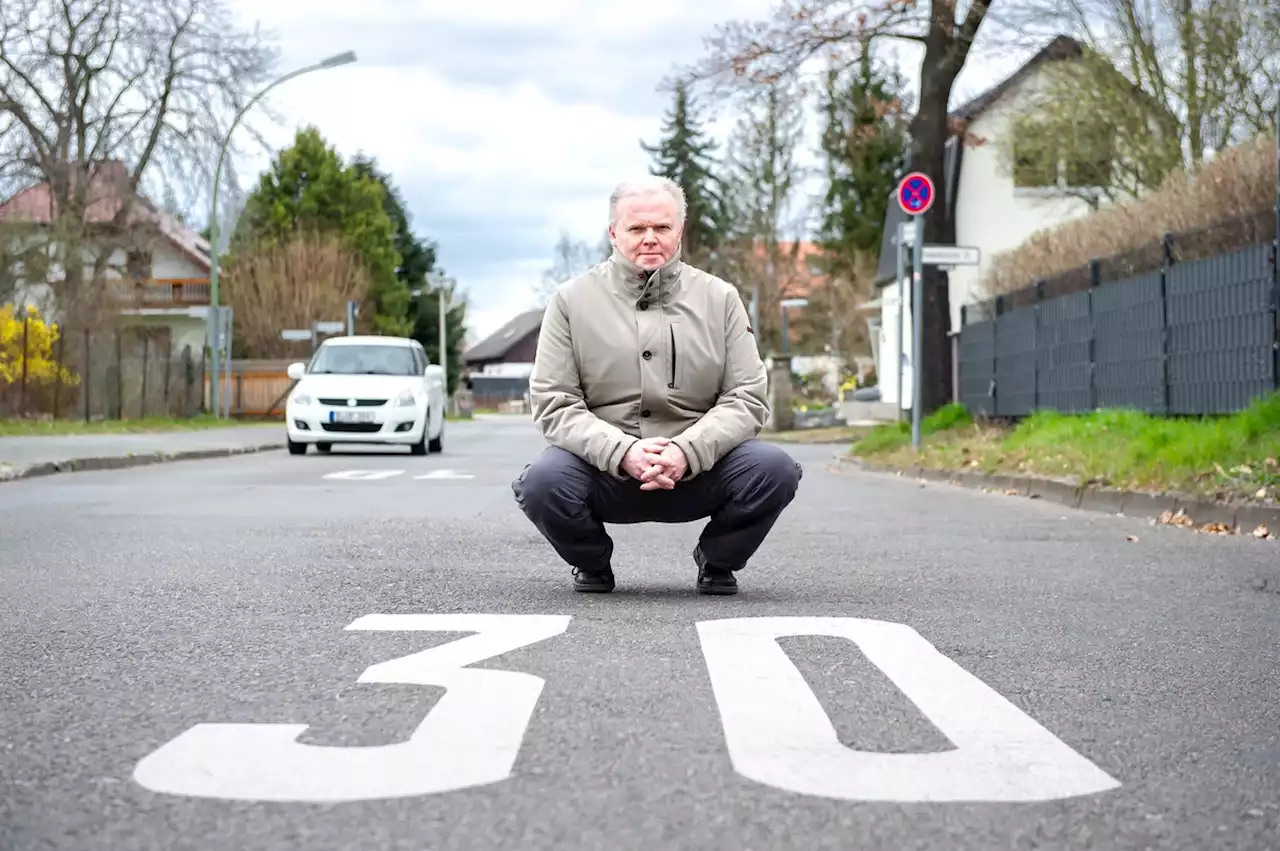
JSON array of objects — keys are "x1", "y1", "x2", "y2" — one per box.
[
  {"x1": 982, "y1": 132, "x2": 1278, "y2": 297},
  {"x1": 0, "y1": 304, "x2": 78, "y2": 387}
]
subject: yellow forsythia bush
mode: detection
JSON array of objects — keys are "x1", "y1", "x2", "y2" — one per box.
[{"x1": 0, "y1": 304, "x2": 79, "y2": 386}]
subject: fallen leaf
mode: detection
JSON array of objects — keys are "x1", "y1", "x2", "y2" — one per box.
[
  {"x1": 1158, "y1": 508, "x2": 1195, "y2": 527},
  {"x1": 1233, "y1": 464, "x2": 1253, "y2": 475},
  {"x1": 1198, "y1": 522, "x2": 1231, "y2": 535},
  {"x1": 1126, "y1": 535, "x2": 1140, "y2": 542},
  {"x1": 1253, "y1": 524, "x2": 1272, "y2": 539},
  {"x1": 1004, "y1": 488, "x2": 1019, "y2": 496},
  {"x1": 1256, "y1": 488, "x2": 1270, "y2": 500}
]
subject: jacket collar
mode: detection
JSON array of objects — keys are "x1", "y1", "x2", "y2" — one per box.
[{"x1": 607, "y1": 247, "x2": 684, "y2": 304}]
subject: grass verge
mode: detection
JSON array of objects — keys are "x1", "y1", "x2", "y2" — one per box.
[
  {"x1": 849, "y1": 395, "x2": 1280, "y2": 502},
  {"x1": 0, "y1": 415, "x2": 273, "y2": 437}
]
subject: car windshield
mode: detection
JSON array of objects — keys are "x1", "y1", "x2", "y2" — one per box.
[{"x1": 309, "y1": 345, "x2": 418, "y2": 376}]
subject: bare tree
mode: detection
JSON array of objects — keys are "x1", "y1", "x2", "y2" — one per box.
[
  {"x1": 720, "y1": 79, "x2": 808, "y2": 352},
  {"x1": 533, "y1": 230, "x2": 603, "y2": 305},
  {"x1": 0, "y1": 0, "x2": 276, "y2": 314},
  {"x1": 221, "y1": 230, "x2": 369, "y2": 358},
  {"x1": 675, "y1": 0, "x2": 996, "y2": 414},
  {"x1": 1017, "y1": 0, "x2": 1279, "y2": 168}
]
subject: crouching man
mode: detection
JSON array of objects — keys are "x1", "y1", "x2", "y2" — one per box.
[{"x1": 511, "y1": 176, "x2": 803, "y2": 595}]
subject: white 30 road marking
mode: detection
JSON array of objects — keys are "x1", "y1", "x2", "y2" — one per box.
[
  {"x1": 413, "y1": 469, "x2": 475, "y2": 480},
  {"x1": 322, "y1": 470, "x2": 403, "y2": 480},
  {"x1": 696, "y1": 616, "x2": 1120, "y2": 802},
  {"x1": 132, "y1": 614, "x2": 571, "y2": 803},
  {"x1": 132, "y1": 615, "x2": 1120, "y2": 804}
]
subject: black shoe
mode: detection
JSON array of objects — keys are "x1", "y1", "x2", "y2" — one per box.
[
  {"x1": 697, "y1": 565, "x2": 738, "y2": 595},
  {"x1": 572, "y1": 565, "x2": 615, "y2": 593}
]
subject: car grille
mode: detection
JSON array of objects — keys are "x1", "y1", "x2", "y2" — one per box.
[
  {"x1": 320, "y1": 422, "x2": 383, "y2": 433},
  {"x1": 317, "y1": 397, "x2": 386, "y2": 407}
]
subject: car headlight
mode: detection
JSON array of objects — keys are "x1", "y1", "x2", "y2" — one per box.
[
  {"x1": 292, "y1": 393, "x2": 311, "y2": 405},
  {"x1": 394, "y1": 389, "x2": 417, "y2": 407}
]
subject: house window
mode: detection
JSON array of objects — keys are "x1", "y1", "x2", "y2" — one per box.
[
  {"x1": 1012, "y1": 126, "x2": 1059, "y2": 188},
  {"x1": 1063, "y1": 135, "x2": 1113, "y2": 188},
  {"x1": 125, "y1": 250, "x2": 152, "y2": 280},
  {"x1": 1012, "y1": 121, "x2": 1114, "y2": 190}
]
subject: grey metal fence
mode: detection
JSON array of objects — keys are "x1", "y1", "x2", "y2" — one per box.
[{"x1": 958, "y1": 209, "x2": 1279, "y2": 418}]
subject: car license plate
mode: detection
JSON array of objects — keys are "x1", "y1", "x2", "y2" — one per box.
[{"x1": 330, "y1": 410, "x2": 375, "y2": 424}]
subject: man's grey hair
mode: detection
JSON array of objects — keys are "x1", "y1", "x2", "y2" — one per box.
[{"x1": 608, "y1": 176, "x2": 687, "y2": 225}]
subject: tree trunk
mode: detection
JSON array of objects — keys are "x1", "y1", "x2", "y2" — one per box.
[{"x1": 906, "y1": 0, "x2": 984, "y2": 415}]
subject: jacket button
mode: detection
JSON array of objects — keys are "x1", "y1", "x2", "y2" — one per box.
[
  {"x1": 638, "y1": 300, "x2": 649, "y2": 310},
  {"x1": 641, "y1": 409, "x2": 651, "y2": 417},
  {"x1": 642, "y1": 350, "x2": 652, "y2": 359}
]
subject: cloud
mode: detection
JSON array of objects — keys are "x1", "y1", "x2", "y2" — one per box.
[{"x1": 225, "y1": 0, "x2": 1030, "y2": 342}]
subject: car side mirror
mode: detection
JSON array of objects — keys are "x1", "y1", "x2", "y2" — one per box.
[{"x1": 287, "y1": 362, "x2": 306, "y2": 380}]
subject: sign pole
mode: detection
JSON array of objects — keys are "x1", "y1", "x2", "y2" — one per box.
[
  {"x1": 894, "y1": 171, "x2": 936, "y2": 449},
  {"x1": 911, "y1": 217, "x2": 925, "y2": 450},
  {"x1": 895, "y1": 224, "x2": 907, "y2": 422}
]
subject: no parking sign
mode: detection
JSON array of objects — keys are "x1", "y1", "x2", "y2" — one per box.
[{"x1": 896, "y1": 172, "x2": 935, "y2": 216}]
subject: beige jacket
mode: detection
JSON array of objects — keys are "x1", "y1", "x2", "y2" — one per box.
[{"x1": 528, "y1": 249, "x2": 769, "y2": 479}]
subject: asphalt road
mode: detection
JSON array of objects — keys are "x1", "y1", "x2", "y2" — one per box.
[{"x1": 2, "y1": 416, "x2": 1277, "y2": 851}]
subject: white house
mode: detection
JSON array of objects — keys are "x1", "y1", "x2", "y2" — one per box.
[
  {"x1": 0, "y1": 160, "x2": 213, "y2": 357},
  {"x1": 869, "y1": 35, "x2": 1131, "y2": 410}
]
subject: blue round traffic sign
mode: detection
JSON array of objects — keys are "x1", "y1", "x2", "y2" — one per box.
[{"x1": 896, "y1": 171, "x2": 935, "y2": 215}]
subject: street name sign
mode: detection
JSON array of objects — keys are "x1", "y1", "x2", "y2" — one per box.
[{"x1": 921, "y1": 245, "x2": 980, "y2": 266}]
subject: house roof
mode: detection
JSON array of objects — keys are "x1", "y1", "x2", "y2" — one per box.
[
  {"x1": 872, "y1": 34, "x2": 1108, "y2": 288},
  {"x1": 0, "y1": 160, "x2": 212, "y2": 273},
  {"x1": 738, "y1": 239, "x2": 827, "y2": 298},
  {"x1": 462, "y1": 308, "x2": 543, "y2": 364},
  {"x1": 948, "y1": 35, "x2": 1086, "y2": 124}
]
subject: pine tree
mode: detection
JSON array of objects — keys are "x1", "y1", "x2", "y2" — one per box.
[
  {"x1": 817, "y1": 52, "x2": 908, "y2": 272},
  {"x1": 810, "y1": 52, "x2": 909, "y2": 362},
  {"x1": 350, "y1": 155, "x2": 438, "y2": 294},
  {"x1": 234, "y1": 127, "x2": 411, "y2": 336},
  {"x1": 640, "y1": 79, "x2": 728, "y2": 265}
]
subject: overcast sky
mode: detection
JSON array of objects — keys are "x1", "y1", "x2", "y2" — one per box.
[{"x1": 225, "y1": 0, "x2": 1032, "y2": 344}]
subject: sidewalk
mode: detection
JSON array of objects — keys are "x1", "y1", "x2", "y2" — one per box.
[{"x1": 0, "y1": 425, "x2": 285, "y2": 482}]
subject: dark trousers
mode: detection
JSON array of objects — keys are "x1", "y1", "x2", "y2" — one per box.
[{"x1": 511, "y1": 439, "x2": 803, "y2": 572}]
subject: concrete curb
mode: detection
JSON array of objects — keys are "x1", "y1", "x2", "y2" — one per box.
[
  {"x1": 830, "y1": 453, "x2": 1280, "y2": 536},
  {"x1": 0, "y1": 441, "x2": 286, "y2": 483}
]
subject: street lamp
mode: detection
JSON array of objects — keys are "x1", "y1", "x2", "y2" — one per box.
[
  {"x1": 778, "y1": 297, "x2": 808, "y2": 356},
  {"x1": 206, "y1": 49, "x2": 358, "y2": 418},
  {"x1": 410, "y1": 279, "x2": 452, "y2": 401}
]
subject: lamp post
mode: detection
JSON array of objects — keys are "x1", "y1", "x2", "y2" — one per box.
[
  {"x1": 411, "y1": 278, "x2": 451, "y2": 402},
  {"x1": 206, "y1": 49, "x2": 358, "y2": 418},
  {"x1": 779, "y1": 297, "x2": 808, "y2": 356}
]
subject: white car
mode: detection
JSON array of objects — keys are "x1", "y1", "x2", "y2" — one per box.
[{"x1": 284, "y1": 336, "x2": 446, "y2": 456}]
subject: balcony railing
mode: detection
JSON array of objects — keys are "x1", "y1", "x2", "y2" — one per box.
[{"x1": 111, "y1": 278, "x2": 211, "y2": 307}]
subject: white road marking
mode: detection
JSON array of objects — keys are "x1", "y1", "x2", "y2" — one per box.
[
  {"x1": 696, "y1": 616, "x2": 1121, "y2": 803},
  {"x1": 132, "y1": 614, "x2": 571, "y2": 802},
  {"x1": 413, "y1": 469, "x2": 475, "y2": 480},
  {"x1": 322, "y1": 470, "x2": 404, "y2": 480},
  {"x1": 132, "y1": 613, "x2": 1121, "y2": 804}
]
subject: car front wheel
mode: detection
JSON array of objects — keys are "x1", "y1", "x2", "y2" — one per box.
[{"x1": 428, "y1": 419, "x2": 443, "y2": 453}]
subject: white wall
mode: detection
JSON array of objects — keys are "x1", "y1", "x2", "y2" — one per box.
[
  {"x1": 875, "y1": 279, "x2": 914, "y2": 409},
  {"x1": 947, "y1": 66, "x2": 1101, "y2": 331},
  {"x1": 103, "y1": 239, "x2": 206, "y2": 279}
]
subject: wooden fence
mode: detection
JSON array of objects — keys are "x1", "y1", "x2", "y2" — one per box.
[{"x1": 204, "y1": 359, "x2": 295, "y2": 418}]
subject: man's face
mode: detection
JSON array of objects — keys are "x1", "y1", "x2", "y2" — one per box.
[{"x1": 609, "y1": 190, "x2": 682, "y2": 271}]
